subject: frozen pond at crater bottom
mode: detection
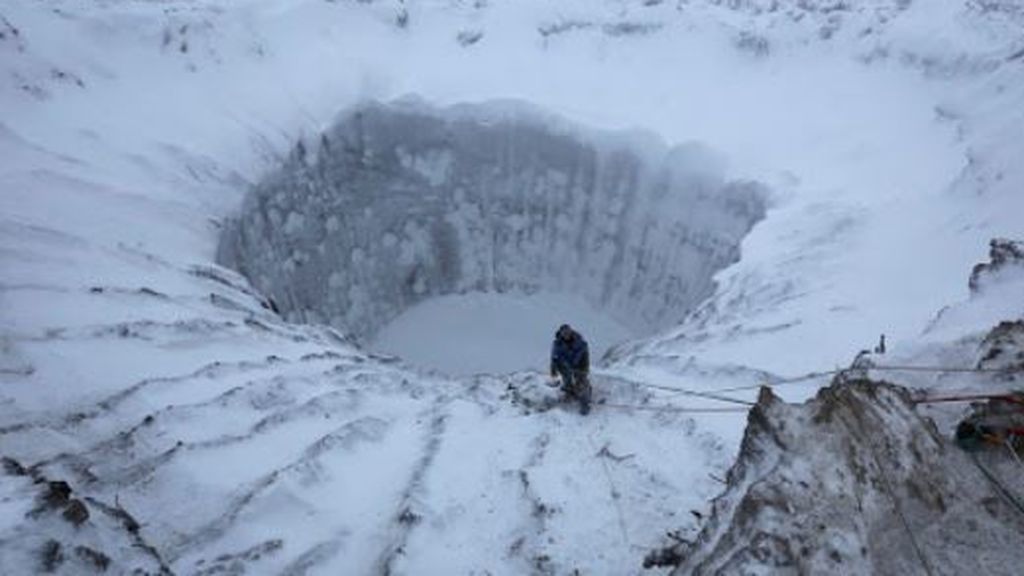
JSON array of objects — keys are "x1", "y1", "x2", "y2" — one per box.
[{"x1": 369, "y1": 292, "x2": 637, "y2": 376}]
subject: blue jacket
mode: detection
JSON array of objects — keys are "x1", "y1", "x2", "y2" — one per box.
[{"x1": 551, "y1": 330, "x2": 589, "y2": 374}]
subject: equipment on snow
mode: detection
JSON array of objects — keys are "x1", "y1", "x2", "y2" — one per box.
[{"x1": 949, "y1": 392, "x2": 1024, "y2": 453}]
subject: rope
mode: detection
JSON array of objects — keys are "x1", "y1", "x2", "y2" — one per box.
[
  {"x1": 872, "y1": 364, "x2": 1015, "y2": 374},
  {"x1": 715, "y1": 370, "x2": 842, "y2": 393},
  {"x1": 970, "y1": 451, "x2": 1024, "y2": 519},
  {"x1": 599, "y1": 402, "x2": 748, "y2": 414},
  {"x1": 714, "y1": 363, "x2": 1023, "y2": 395},
  {"x1": 589, "y1": 360, "x2": 1019, "y2": 409},
  {"x1": 846, "y1": 412, "x2": 935, "y2": 576},
  {"x1": 913, "y1": 393, "x2": 1024, "y2": 406},
  {"x1": 869, "y1": 445, "x2": 935, "y2": 576},
  {"x1": 596, "y1": 373, "x2": 756, "y2": 406},
  {"x1": 628, "y1": 382, "x2": 755, "y2": 407},
  {"x1": 586, "y1": 434, "x2": 632, "y2": 551},
  {"x1": 1006, "y1": 438, "x2": 1024, "y2": 475}
]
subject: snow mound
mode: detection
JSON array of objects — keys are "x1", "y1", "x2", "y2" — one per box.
[
  {"x1": 979, "y1": 320, "x2": 1024, "y2": 374},
  {"x1": 970, "y1": 238, "x2": 1024, "y2": 294},
  {"x1": 668, "y1": 380, "x2": 1024, "y2": 575},
  {"x1": 924, "y1": 237, "x2": 1024, "y2": 343}
]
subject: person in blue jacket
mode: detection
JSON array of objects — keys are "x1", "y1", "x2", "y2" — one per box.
[{"x1": 550, "y1": 324, "x2": 591, "y2": 415}]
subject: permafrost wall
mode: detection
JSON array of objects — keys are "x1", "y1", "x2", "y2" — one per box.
[{"x1": 219, "y1": 100, "x2": 767, "y2": 341}]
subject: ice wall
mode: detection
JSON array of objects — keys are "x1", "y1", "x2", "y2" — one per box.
[{"x1": 219, "y1": 100, "x2": 766, "y2": 342}]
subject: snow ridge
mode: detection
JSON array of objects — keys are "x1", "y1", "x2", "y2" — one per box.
[{"x1": 673, "y1": 380, "x2": 1024, "y2": 575}]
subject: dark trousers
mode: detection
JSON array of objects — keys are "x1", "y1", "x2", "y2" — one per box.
[{"x1": 556, "y1": 366, "x2": 591, "y2": 414}]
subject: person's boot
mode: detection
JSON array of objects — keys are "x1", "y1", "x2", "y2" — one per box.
[
  {"x1": 579, "y1": 391, "x2": 591, "y2": 415},
  {"x1": 579, "y1": 376, "x2": 592, "y2": 415}
]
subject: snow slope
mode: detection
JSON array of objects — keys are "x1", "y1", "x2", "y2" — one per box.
[{"x1": 2, "y1": 0, "x2": 1024, "y2": 573}]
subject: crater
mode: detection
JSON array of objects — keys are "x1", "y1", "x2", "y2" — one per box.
[{"x1": 218, "y1": 99, "x2": 767, "y2": 374}]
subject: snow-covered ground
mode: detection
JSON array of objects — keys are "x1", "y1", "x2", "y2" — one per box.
[
  {"x1": 2, "y1": 0, "x2": 1024, "y2": 573},
  {"x1": 370, "y1": 291, "x2": 636, "y2": 376}
]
